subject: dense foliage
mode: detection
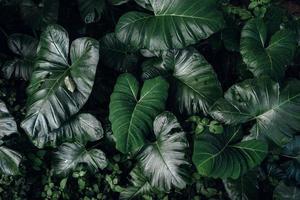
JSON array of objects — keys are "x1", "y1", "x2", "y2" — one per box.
[{"x1": 0, "y1": 0, "x2": 300, "y2": 199}]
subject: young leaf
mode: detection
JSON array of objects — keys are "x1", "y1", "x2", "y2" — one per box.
[
  {"x1": 99, "y1": 33, "x2": 139, "y2": 72},
  {"x1": 2, "y1": 34, "x2": 38, "y2": 80},
  {"x1": 210, "y1": 77, "x2": 300, "y2": 147},
  {"x1": 143, "y1": 48, "x2": 222, "y2": 115},
  {"x1": 21, "y1": 25, "x2": 99, "y2": 148},
  {"x1": 138, "y1": 112, "x2": 190, "y2": 191},
  {"x1": 53, "y1": 142, "x2": 107, "y2": 176},
  {"x1": 116, "y1": 0, "x2": 224, "y2": 50},
  {"x1": 109, "y1": 73, "x2": 169, "y2": 153},
  {"x1": 193, "y1": 126, "x2": 268, "y2": 179},
  {"x1": 120, "y1": 166, "x2": 153, "y2": 200},
  {"x1": 78, "y1": 0, "x2": 105, "y2": 24},
  {"x1": 240, "y1": 19, "x2": 296, "y2": 80}
]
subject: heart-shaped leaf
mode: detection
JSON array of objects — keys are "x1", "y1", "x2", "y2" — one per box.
[
  {"x1": 21, "y1": 24, "x2": 100, "y2": 148},
  {"x1": 193, "y1": 126, "x2": 268, "y2": 179},
  {"x1": 143, "y1": 48, "x2": 222, "y2": 115},
  {"x1": 116, "y1": 0, "x2": 224, "y2": 50},
  {"x1": 109, "y1": 73, "x2": 169, "y2": 153},
  {"x1": 138, "y1": 112, "x2": 190, "y2": 191},
  {"x1": 40, "y1": 113, "x2": 104, "y2": 148},
  {"x1": 53, "y1": 142, "x2": 107, "y2": 176},
  {"x1": 240, "y1": 19, "x2": 296, "y2": 80},
  {"x1": 210, "y1": 77, "x2": 300, "y2": 146},
  {"x1": 2, "y1": 34, "x2": 38, "y2": 80}
]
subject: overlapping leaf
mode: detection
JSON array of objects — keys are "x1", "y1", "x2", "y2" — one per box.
[
  {"x1": 21, "y1": 24, "x2": 99, "y2": 148},
  {"x1": 142, "y1": 48, "x2": 222, "y2": 115},
  {"x1": 193, "y1": 126, "x2": 268, "y2": 179},
  {"x1": 240, "y1": 19, "x2": 296, "y2": 80},
  {"x1": 116, "y1": 0, "x2": 224, "y2": 50},
  {"x1": 0, "y1": 100, "x2": 21, "y2": 175},
  {"x1": 210, "y1": 77, "x2": 300, "y2": 146},
  {"x1": 120, "y1": 166, "x2": 152, "y2": 200},
  {"x1": 99, "y1": 33, "x2": 139, "y2": 72},
  {"x1": 109, "y1": 73, "x2": 169, "y2": 153},
  {"x1": 2, "y1": 34, "x2": 38, "y2": 80},
  {"x1": 53, "y1": 142, "x2": 107, "y2": 176},
  {"x1": 138, "y1": 112, "x2": 190, "y2": 191}
]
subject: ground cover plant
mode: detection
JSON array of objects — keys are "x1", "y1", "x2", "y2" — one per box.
[{"x1": 0, "y1": 0, "x2": 300, "y2": 199}]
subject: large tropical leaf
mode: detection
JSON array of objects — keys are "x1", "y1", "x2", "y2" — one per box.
[
  {"x1": 53, "y1": 142, "x2": 107, "y2": 176},
  {"x1": 0, "y1": 100, "x2": 17, "y2": 137},
  {"x1": 2, "y1": 34, "x2": 38, "y2": 80},
  {"x1": 192, "y1": 126, "x2": 268, "y2": 179},
  {"x1": 109, "y1": 73, "x2": 169, "y2": 153},
  {"x1": 273, "y1": 182, "x2": 300, "y2": 200},
  {"x1": 138, "y1": 112, "x2": 190, "y2": 191},
  {"x1": 210, "y1": 77, "x2": 300, "y2": 146},
  {"x1": 0, "y1": 100, "x2": 21, "y2": 175},
  {"x1": 21, "y1": 24, "x2": 99, "y2": 148},
  {"x1": 142, "y1": 48, "x2": 222, "y2": 115},
  {"x1": 39, "y1": 113, "x2": 104, "y2": 147},
  {"x1": 99, "y1": 33, "x2": 139, "y2": 72},
  {"x1": 240, "y1": 18, "x2": 296, "y2": 80},
  {"x1": 120, "y1": 166, "x2": 153, "y2": 200},
  {"x1": 116, "y1": 0, "x2": 224, "y2": 50},
  {"x1": 77, "y1": 0, "x2": 105, "y2": 24},
  {"x1": 223, "y1": 170, "x2": 259, "y2": 200}
]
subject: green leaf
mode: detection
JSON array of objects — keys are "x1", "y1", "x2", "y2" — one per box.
[
  {"x1": 0, "y1": 100, "x2": 21, "y2": 176},
  {"x1": 192, "y1": 126, "x2": 268, "y2": 179},
  {"x1": 210, "y1": 77, "x2": 300, "y2": 146},
  {"x1": 116, "y1": 0, "x2": 224, "y2": 50},
  {"x1": 134, "y1": 0, "x2": 153, "y2": 11},
  {"x1": 0, "y1": 146, "x2": 22, "y2": 175},
  {"x1": 53, "y1": 142, "x2": 107, "y2": 176},
  {"x1": 280, "y1": 136, "x2": 300, "y2": 182},
  {"x1": 21, "y1": 24, "x2": 99, "y2": 148},
  {"x1": 240, "y1": 19, "x2": 296, "y2": 80},
  {"x1": 120, "y1": 166, "x2": 152, "y2": 200},
  {"x1": 110, "y1": 0, "x2": 129, "y2": 6},
  {"x1": 78, "y1": 0, "x2": 105, "y2": 24},
  {"x1": 109, "y1": 73, "x2": 169, "y2": 153},
  {"x1": 273, "y1": 182, "x2": 300, "y2": 200},
  {"x1": 138, "y1": 112, "x2": 190, "y2": 191},
  {"x1": 19, "y1": 0, "x2": 59, "y2": 30},
  {"x1": 41, "y1": 113, "x2": 104, "y2": 147},
  {"x1": 99, "y1": 33, "x2": 139, "y2": 72},
  {"x1": 143, "y1": 48, "x2": 222, "y2": 115},
  {"x1": 223, "y1": 170, "x2": 259, "y2": 200},
  {"x1": 0, "y1": 99, "x2": 17, "y2": 137},
  {"x1": 2, "y1": 34, "x2": 38, "y2": 80}
]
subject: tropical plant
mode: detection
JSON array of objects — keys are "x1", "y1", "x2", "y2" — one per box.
[{"x1": 0, "y1": 0, "x2": 300, "y2": 199}]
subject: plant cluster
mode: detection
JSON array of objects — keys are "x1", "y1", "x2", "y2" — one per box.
[{"x1": 0, "y1": 0, "x2": 300, "y2": 199}]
